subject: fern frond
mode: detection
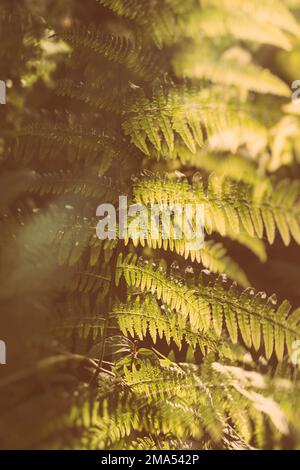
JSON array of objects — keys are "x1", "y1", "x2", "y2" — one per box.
[
  {"x1": 124, "y1": 435, "x2": 193, "y2": 450},
  {"x1": 122, "y1": 358, "x2": 290, "y2": 443},
  {"x1": 0, "y1": 209, "x2": 112, "y2": 270},
  {"x1": 202, "y1": 154, "x2": 268, "y2": 186},
  {"x1": 12, "y1": 120, "x2": 132, "y2": 173},
  {"x1": 96, "y1": 0, "x2": 300, "y2": 49},
  {"x1": 51, "y1": 294, "x2": 106, "y2": 342},
  {"x1": 133, "y1": 173, "x2": 300, "y2": 245},
  {"x1": 53, "y1": 315, "x2": 106, "y2": 342},
  {"x1": 0, "y1": 2, "x2": 36, "y2": 60},
  {"x1": 116, "y1": 253, "x2": 300, "y2": 361},
  {"x1": 174, "y1": 42, "x2": 290, "y2": 97},
  {"x1": 123, "y1": 86, "x2": 268, "y2": 158},
  {"x1": 112, "y1": 296, "x2": 251, "y2": 363},
  {"x1": 2, "y1": 0, "x2": 300, "y2": 451},
  {"x1": 181, "y1": 152, "x2": 268, "y2": 187},
  {"x1": 199, "y1": 278, "x2": 300, "y2": 362},
  {"x1": 0, "y1": 201, "x2": 248, "y2": 286},
  {"x1": 116, "y1": 252, "x2": 213, "y2": 332},
  {"x1": 111, "y1": 295, "x2": 220, "y2": 352},
  {"x1": 269, "y1": 115, "x2": 300, "y2": 171},
  {"x1": 25, "y1": 170, "x2": 123, "y2": 201},
  {"x1": 68, "y1": 262, "x2": 112, "y2": 296},
  {"x1": 96, "y1": 0, "x2": 186, "y2": 47},
  {"x1": 56, "y1": 79, "x2": 136, "y2": 113},
  {"x1": 58, "y1": 27, "x2": 165, "y2": 80},
  {"x1": 122, "y1": 215, "x2": 248, "y2": 285},
  {"x1": 58, "y1": 26, "x2": 135, "y2": 64},
  {"x1": 186, "y1": 0, "x2": 300, "y2": 50},
  {"x1": 196, "y1": 241, "x2": 249, "y2": 286}
]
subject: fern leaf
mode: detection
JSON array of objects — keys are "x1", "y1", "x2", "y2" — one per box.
[
  {"x1": 111, "y1": 296, "x2": 221, "y2": 352},
  {"x1": 116, "y1": 254, "x2": 300, "y2": 361},
  {"x1": 115, "y1": 253, "x2": 212, "y2": 332},
  {"x1": 124, "y1": 86, "x2": 268, "y2": 158},
  {"x1": 174, "y1": 42, "x2": 290, "y2": 97},
  {"x1": 190, "y1": 0, "x2": 300, "y2": 50},
  {"x1": 58, "y1": 26, "x2": 165, "y2": 80},
  {"x1": 133, "y1": 173, "x2": 300, "y2": 245}
]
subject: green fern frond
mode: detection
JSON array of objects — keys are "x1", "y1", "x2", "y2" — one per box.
[
  {"x1": 173, "y1": 42, "x2": 290, "y2": 97},
  {"x1": 186, "y1": 0, "x2": 300, "y2": 50},
  {"x1": 116, "y1": 253, "x2": 300, "y2": 361},
  {"x1": 123, "y1": 86, "x2": 268, "y2": 158},
  {"x1": 6, "y1": 203, "x2": 247, "y2": 285},
  {"x1": 57, "y1": 27, "x2": 165, "y2": 80},
  {"x1": 269, "y1": 115, "x2": 300, "y2": 171},
  {"x1": 180, "y1": 153, "x2": 268, "y2": 187},
  {"x1": 96, "y1": 0, "x2": 300, "y2": 49},
  {"x1": 115, "y1": 252, "x2": 212, "y2": 332},
  {"x1": 25, "y1": 170, "x2": 123, "y2": 201},
  {"x1": 56, "y1": 79, "x2": 136, "y2": 113},
  {"x1": 0, "y1": 209, "x2": 112, "y2": 270},
  {"x1": 199, "y1": 277, "x2": 300, "y2": 362},
  {"x1": 156, "y1": 144, "x2": 269, "y2": 187},
  {"x1": 121, "y1": 215, "x2": 248, "y2": 285},
  {"x1": 0, "y1": 356, "x2": 294, "y2": 449},
  {"x1": 195, "y1": 241, "x2": 249, "y2": 286},
  {"x1": 2, "y1": 0, "x2": 300, "y2": 452},
  {"x1": 122, "y1": 358, "x2": 290, "y2": 443},
  {"x1": 51, "y1": 294, "x2": 106, "y2": 342},
  {"x1": 12, "y1": 120, "x2": 131, "y2": 172},
  {"x1": 57, "y1": 26, "x2": 135, "y2": 64},
  {"x1": 111, "y1": 296, "x2": 250, "y2": 363},
  {"x1": 68, "y1": 262, "x2": 111, "y2": 296},
  {"x1": 111, "y1": 295, "x2": 220, "y2": 352},
  {"x1": 53, "y1": 315, "x2": 106, "y2": 342},
  {"x1": 4, "y1": 198, "x2": 247, "y2": 286},
  {"x1": 96, "y1": 0, "x2": 187, "y2": 47},
  {"x1": 0, "y1": 1, "x2": 37, "y2": 60},
  {"x1": 133, "y1": 173, "x2": 300, "y2": 245},
  {"x1": 124, "y1": 435, "x2": 192, "y2": 450}
]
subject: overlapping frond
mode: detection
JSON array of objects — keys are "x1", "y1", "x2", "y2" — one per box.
[
  {"x1": 133, "y1": 173, "x2": 300, "y2": 245},
  {"x1": 11, "y1": 120, "x2": 132, "y2": 173},
  {"x1": 116, "y1": 253, "x2": 300, "y2": 361},
  {"x1": 1, "y1": 352, "x2": 299, "y2": 449},
  {"x1": 121, "y1": 220, "x2": 248, "y2": 285},
  {"x1": 122, "y1": 358, "x2": 291, "y2": 444},
  {"x1": 174, "y1": 42, "x2": 290, "y2": 97},
  {"x1": 123, "y1": 86, "x2": 268, "y2": 158},
  {"x1": 24, "y1": 170, "x2": 122, "y2": 201},
  {"x1": 185, "y1": 0, "x2": 300, "y2": 50},
  {"x1": 2, "y1": 0, "x2": 300, "y2": 452},
  {"x1": 180, "y1": 153, "x2": 268, "y2": 187},
  {"x1": 96, "y1": 0, "x2": 189, "y2": 47},
  {"x1": 56, "y1": 79, "x2": 136, "y2": 113},
  {"x1": 95, "y1": 0, "x2": 300, "y2": 49},
  {"x1": 57, "y1": 26, "x2": 164, "y2": 80},
  {"x1": 49, "y1": 293, "x2": 113, "y2": 351},
  {"x1": 111, "y1": 295, "x2": 220, "y2": 352}
]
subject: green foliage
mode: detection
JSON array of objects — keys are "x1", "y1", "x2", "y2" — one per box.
[
  {"x1": 1, "y1": 0, "x2": 300, "y2": 451},
  {"x1": 115, "y1": 253, "x2": 300, "y2": 361},
  {"x1": 133, "y1": 173, "x2": 300, "y2": 245},
  {"x1": 173, "y1": 42, "x2": 291, "y2": 97},
  {"x1": 123, "y1": 86, "x2": 268, "y2": 158}
]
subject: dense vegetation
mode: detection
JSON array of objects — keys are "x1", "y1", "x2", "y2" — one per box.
[{"x1": 1, "y1": 0, "x2": 300, "y2": 450}]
